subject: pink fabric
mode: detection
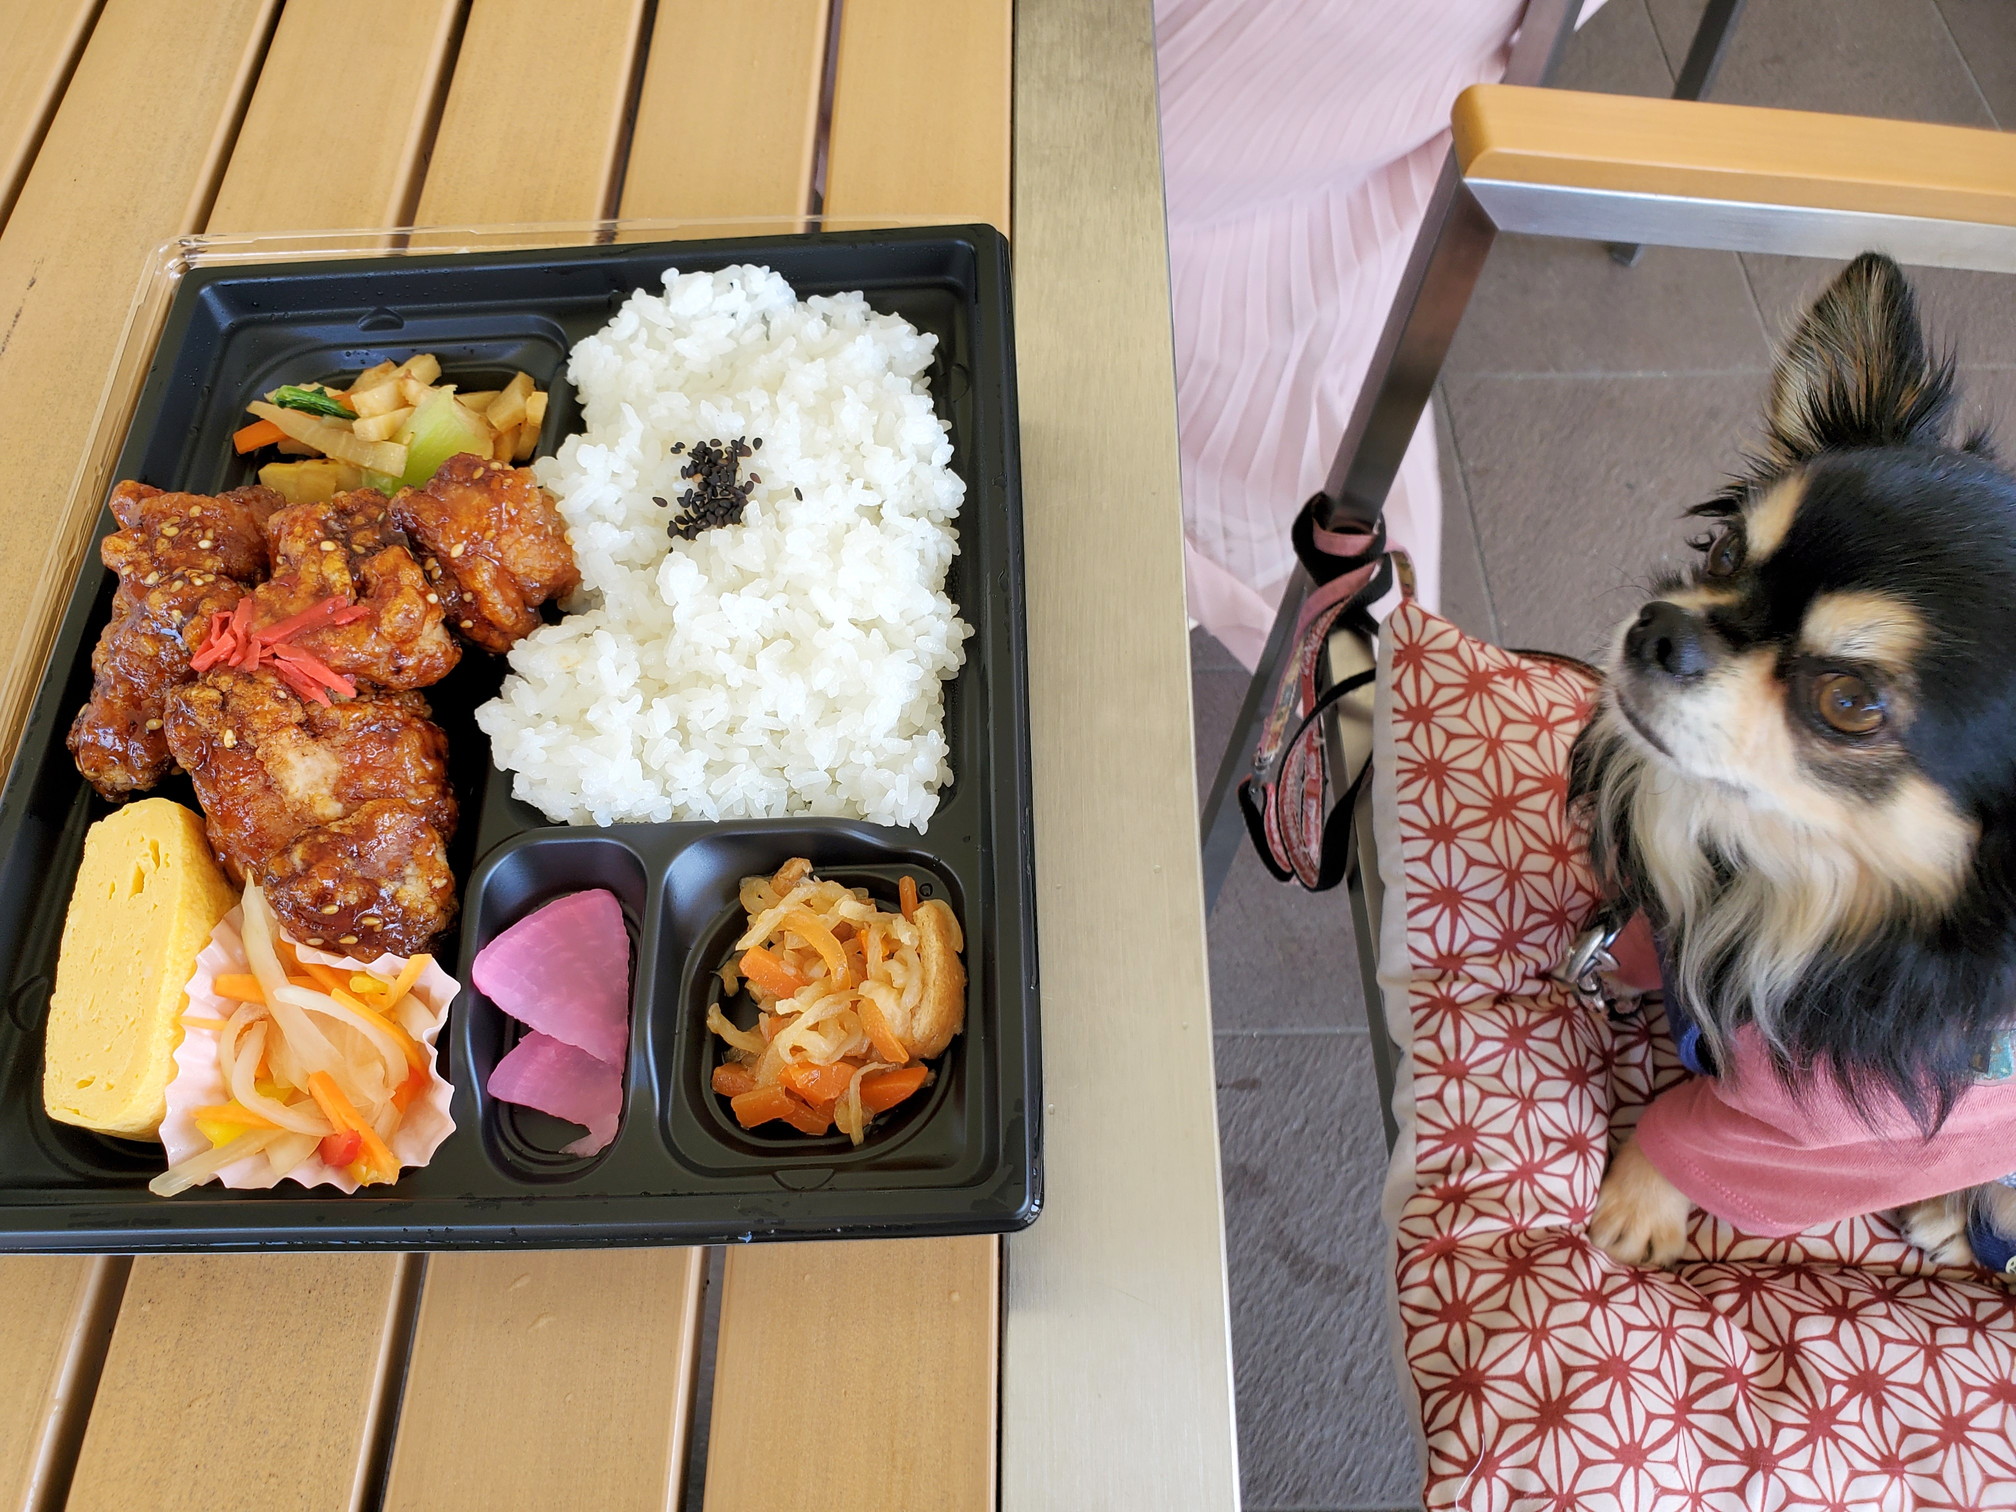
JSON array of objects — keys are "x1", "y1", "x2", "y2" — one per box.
[
  {"x1": 1155, "y1": 0, "x2": 1536, "y2": 664},
  {"x1": 1639, "y1": 1030, "x2": 2016, "y2": 1238},
  {"x1": 1377, "y1": 599, "x2": 2016, "y2": 1510}
]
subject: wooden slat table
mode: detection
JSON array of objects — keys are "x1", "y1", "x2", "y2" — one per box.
[{"x1": 0, "y1": 3, "x2": 1236, "y2": 1509}]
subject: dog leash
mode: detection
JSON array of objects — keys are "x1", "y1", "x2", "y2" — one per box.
[{"x1": 1237, "y1": 493, "x2": 1393, "y2": 892}]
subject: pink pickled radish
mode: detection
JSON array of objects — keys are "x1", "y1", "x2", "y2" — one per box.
[
  {"x1": 487, "y1": 1032, "x2": 622, "y2": 1156},
  {"x1": 471, "y1": 890, "x2": 631, "y2": 1066}
]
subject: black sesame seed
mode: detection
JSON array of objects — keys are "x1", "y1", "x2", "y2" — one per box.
[
  {"x1": 662, "y1": 436, "x2": 759, "y2": 542},
  {"x1": 794, "y1": 487, "x2": 802, "y2": 500}
]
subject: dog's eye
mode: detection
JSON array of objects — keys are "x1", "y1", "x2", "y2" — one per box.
[
  {"x1": 1814, "y1": 672, "x2": 1885, "y2": 735},
  {"x1": 1701, "y1": 525, "x2": 1745, "y2": 579}
]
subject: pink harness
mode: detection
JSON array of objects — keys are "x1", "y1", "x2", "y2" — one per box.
[{"x1": 1604, "y1": 914, "x2": 2016, "y2": 1236}]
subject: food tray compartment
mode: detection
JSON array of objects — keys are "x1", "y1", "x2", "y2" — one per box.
[
  {"x1": 658, "y1": 826, "x2": 975, "y2": 1177},
  {"x1": 0, "y1": 225, "x2": 1037, "y2": 1250},
  {"x1": 460, "y1": 831, "x2": 649, "y2": 1184}
]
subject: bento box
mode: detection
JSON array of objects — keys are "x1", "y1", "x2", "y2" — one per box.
[{"x1": 0, "y1": 226, "x2": 1039, "y2": 1251}]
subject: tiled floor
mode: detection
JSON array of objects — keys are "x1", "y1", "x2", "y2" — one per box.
[{"x1": 1190, "y1": 2, "x2": 2016, "y2": 1507}]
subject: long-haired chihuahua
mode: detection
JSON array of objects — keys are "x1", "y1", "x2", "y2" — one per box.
[{"x1": 1572, "y1": 252, "x2": 2016, "y2": 1269}]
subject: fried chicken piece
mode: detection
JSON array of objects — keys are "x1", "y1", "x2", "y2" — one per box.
[
  {"x1": 248, "y1": 489, "x2": 459, "y2": 690},
  {"x1": 391, "y1": 453, "x2": 578, "y2": 653},
  {"x1": 163, "y1": 668, "x2": 457, "y2": 950},
  {"x1": 262, "y1": 800, "x2": 456, "y2": 956},
  {"x1": 68, "y1": 481, "x2": 279, "y2": 796}
]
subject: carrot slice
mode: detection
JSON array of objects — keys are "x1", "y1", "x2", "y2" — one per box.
[
  {"x1": 390, "y1": 1064, "x2": 430, "y2": 1113},
  {"x1": 729, "y1": 1083, "x2": 836, "y2": 1135},
  {"x1": 899, "y1": 876, "x2": 919, "y2": 920},
  {"x1": 779, "y1": 1097, "x2": 834, "y2": 1136},
  {"x1": 781, "y1": 1059, "x2": 861, "y2": 1105},
  {"x1": 856, "y1": 992, "x2": 909, "y2": 1065},
  {"x1": 298, "y1": 960, "x2": 347, "y2": 994},
  {"x1": 711, "y1": 1062, "x2": 758, "y2": 1098},
  {"x1": 730, "y1": 1084, "x2": 797, "y2": 1129},
  {"x1": 740, "y1": 946, "x2": 808, "y2": 997},
  {"x1": 861, "y1": 1066, "x2": 929, "y2": 1114},
  {"x1": 233, "y1": 418, "x2": 284, "y2": 453},
  {"x1": 210, "y1": 971, "x2": 320, "y2": 1005},
  {"x1": 212, "y1": 973, "x2": 266, "y2": 1004},
  {"x1": 306, "y1": 1071, "x2": 400, "y2": 1183}
]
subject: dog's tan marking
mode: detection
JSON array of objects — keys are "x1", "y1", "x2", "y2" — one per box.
[
  {"x1": 1590, "y1": 1133, "x2": 1691, "y2": 1268},
  {"x1": 1743, "y1": 475, "x2": 1805, "y2": 562},
  {"x1": 1802, "y1": 589, "x2": 1926, "y2": 673},
  {"x1": 1660, "y1": 583, "x2": 1739, "y2": 614}
]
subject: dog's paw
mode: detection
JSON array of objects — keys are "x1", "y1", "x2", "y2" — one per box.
[
  {"x1": 1590, "y1": 1136, "x2": 1691, "y2": 1268},
  {"x1": 1893, "y1": 1191, "x2": 1974, "y2": 1266},
  {"x1": 1886, "y1": 1185, "x2": 1999, "y2": 1266}
]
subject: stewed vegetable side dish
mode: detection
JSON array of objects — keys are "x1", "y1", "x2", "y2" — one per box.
[{"x1": 709, "y1": 859, "x2": 965, "y2": 1144}]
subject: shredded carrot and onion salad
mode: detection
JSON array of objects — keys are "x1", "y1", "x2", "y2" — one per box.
[
  {"x1": 707, "y1": 859, "x2": 962, "y2": 1145},
  {"x1": 150, "y1": 883, "x2": 437, "y2": 1196}
]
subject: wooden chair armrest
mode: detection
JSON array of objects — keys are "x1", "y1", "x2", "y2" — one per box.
[{"x1": 1450, "y1": 84, "x2": 2016, "y2": 271}]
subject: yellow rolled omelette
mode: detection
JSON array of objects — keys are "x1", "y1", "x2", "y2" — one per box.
[{"x1": 44, "y1": 799, "x2": 237, "y2": 1139}]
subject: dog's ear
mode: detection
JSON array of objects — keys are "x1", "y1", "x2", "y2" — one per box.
[{"x1": 1766, "y1": 251, "x2": 1955, "y2": 466}]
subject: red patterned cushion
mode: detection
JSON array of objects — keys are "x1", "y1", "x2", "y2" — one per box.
[{"x1": 1373, "y1": 599, "x2": 2016, "y2": 1511}]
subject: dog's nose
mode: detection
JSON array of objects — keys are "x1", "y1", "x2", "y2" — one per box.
[{"x1": 1625, "y1": 601, "x2": 1710, "y2": 679}]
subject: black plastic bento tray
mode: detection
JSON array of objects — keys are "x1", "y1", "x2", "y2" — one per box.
[{"x1": 0, "y1": 226, "x2": 1038, "y2": 1251}]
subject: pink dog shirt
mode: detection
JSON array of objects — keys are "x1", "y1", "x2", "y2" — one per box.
[{"x1": 1609, "y1": 915, "x2": 2016, "y2": 1237}]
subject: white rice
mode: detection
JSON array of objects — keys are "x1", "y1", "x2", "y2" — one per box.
[{"x1": 475, "y1": 265, "x2": 970, "y2": 829}]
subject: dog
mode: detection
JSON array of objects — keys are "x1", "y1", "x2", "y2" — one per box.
[{"x1": 1571, "y1": 252, "x2": 2016, "y2": 1270}]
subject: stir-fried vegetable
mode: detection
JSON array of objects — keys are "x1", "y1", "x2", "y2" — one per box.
[
  {"x1": 706, "y1": 860, "x2": 965, "y2": 1145},
  {"x1": 232, "y1": 353, "x2": 548, "y2": 488},
  {"x1": 271, "y1": 385, "x2": 355, "y2": 419},
  {"x1": 396, "y1": 387, "x2": 493, "y2": 489},
  {"x1": 233, "y1": 418, "x2": 285, "y2": 453},
  {"x1": 149, "y1": 884, "x2": 439, "y2": 1196},
  {"x1": 256, "y1": 458, "x2": 361, "y2": 504}
]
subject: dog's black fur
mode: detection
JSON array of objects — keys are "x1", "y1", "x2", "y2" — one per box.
[{"x1": 1570, "y1": 252, "x2": 2016, "y2": 1134}]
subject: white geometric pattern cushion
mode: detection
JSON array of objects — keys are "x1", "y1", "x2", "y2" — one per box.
[{"x1": 1372, "y1": 598, "x2": 2016, "y2": 1511}]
